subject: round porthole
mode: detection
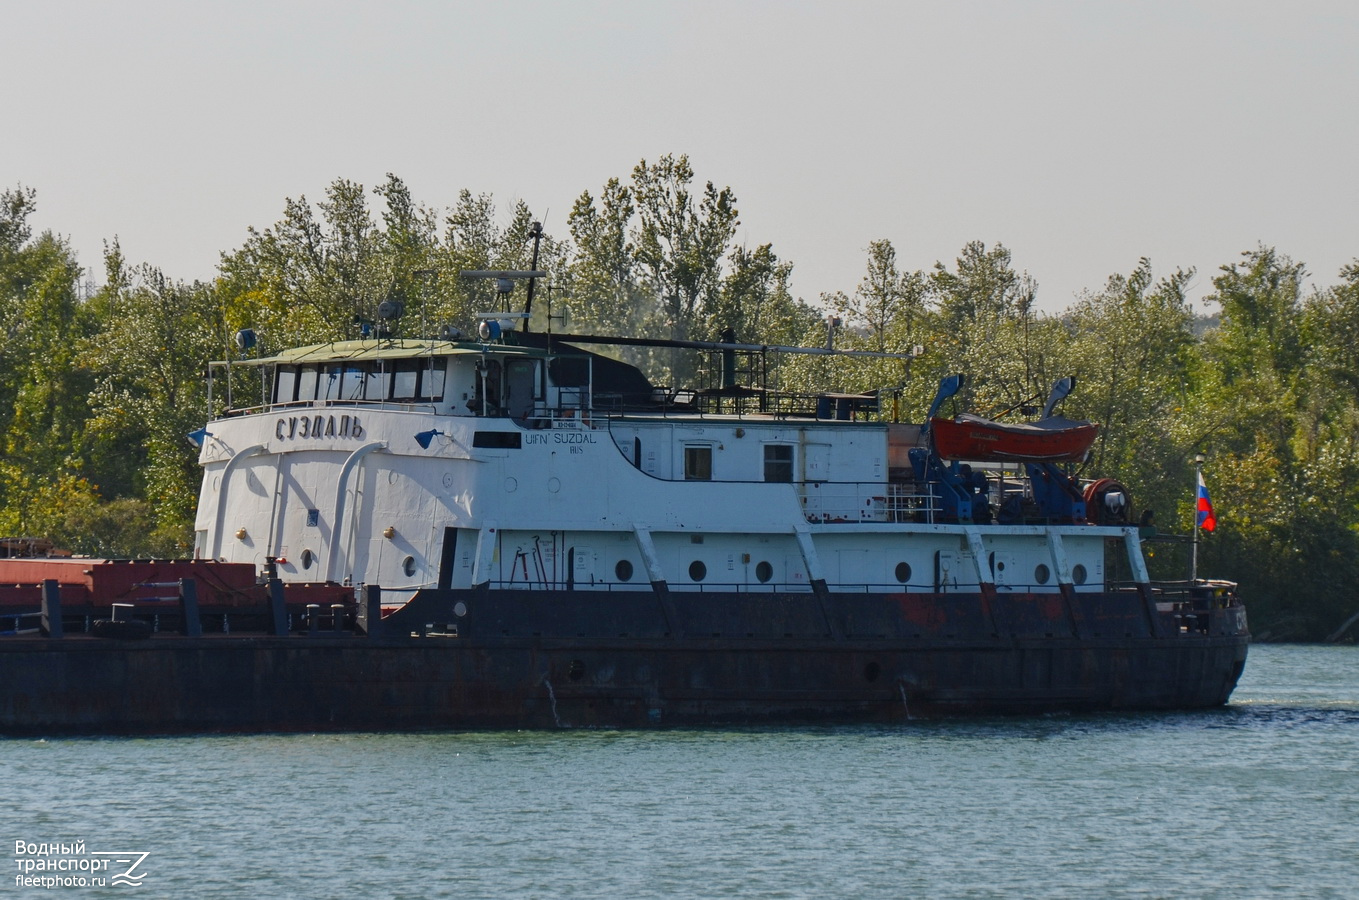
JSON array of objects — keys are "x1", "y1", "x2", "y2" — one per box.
[
  {"x1": 755, "y1": 561, "x2": 773, "y2": 583},
  {"x1": 615, "y1": 559, "x2": 634, "y2": 582},
  {"x1": 300, "y1": 549, "x2": 315, "y2": 570},
  {"x1": 895, "y1": 562, "x2": 911, "y2": 583},
  {"x1": 1072, "y1": 564, "x2": 1088, "y2": 585},
  {"x1": 689, "y1": 560, "x2": 707, "y2": 582},
  {"x1": 402, "y1": 555, "x2": 417, "y2": 577},
  {"x1": 1034, "y1": 563, "x2": 1051, "y2": 585}
]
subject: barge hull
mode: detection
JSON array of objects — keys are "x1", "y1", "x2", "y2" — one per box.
[{"x1": 0, "y1": 587, "x2": 1248, "y2": 735}]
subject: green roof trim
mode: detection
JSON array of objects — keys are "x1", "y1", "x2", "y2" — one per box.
[{"x1": 213, "y1": 339, "x2": 558, "y2": 368}]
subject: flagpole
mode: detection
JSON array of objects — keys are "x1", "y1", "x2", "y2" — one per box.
[{"x1": 1191, "y1": 453, "x2": 1205, "y2": 584}]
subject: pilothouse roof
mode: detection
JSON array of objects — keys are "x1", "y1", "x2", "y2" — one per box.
[{"x1": 216, "y1": 338, "x2": 561, "y2": 368}]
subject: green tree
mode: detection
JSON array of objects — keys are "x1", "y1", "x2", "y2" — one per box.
[
  {"x1": 566, "y1": 177, "x2": 646, "y2": 334},
  {"x1": 835, "y1": 239, "x2": 928, "y2": 354},
  {"x1": 84, "y1": 249, "x2": 224, "y2": 553},
  {"x1": 1063, "y1": 259, "x2": 1196, "y2": 515},
  {"x1": 631, "y1": 154, "x2": 739, "y2": 355},
  {"x1": 1190, "y1": 247, "x2": 1359, "y2": 639},
  {"x1": 221, "y1": 177, "x2": 399, "y2": 348},
  {"x1": 926, "y1": 241, "x2": 1039, "y2": 414},
  {"x1": 0, "y1": 186, "x2": 97, "y2": 538},
  {"x1": 821, "y1": 240, "x2": 935, "y2": 412},
  {"x1": 440, "y1": 190, "x2": 563, "y2": 332}
]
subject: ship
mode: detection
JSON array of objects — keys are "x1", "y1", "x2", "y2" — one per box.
[{"x1": 0, "y1": 273, "x2": 1248, "y2": 734}]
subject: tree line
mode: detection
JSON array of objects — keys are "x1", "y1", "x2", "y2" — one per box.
[{"x1": 3, "y1": 156, "x2": 1357, "y2": 641}]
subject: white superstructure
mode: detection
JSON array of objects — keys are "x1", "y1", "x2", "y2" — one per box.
[{"x1": 193, "y1": 335, "x2": 1145, "y2": 601}]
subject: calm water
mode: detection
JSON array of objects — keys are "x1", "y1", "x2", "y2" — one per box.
[{"x1": 4, "y1": 644, "x2": 1357, "y2": 899}]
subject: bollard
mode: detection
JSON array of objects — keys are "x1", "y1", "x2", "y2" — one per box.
[
  {"x1": 331, "y1": 603, "x2": 346, "y2": 632},
  {"x1": 306, "y1": 603, "x2": 320, "y2": 634},
  {"x1": 40, "y1": 579, "x2": 63, "y2": 639},
  {"x1": 268, "y1": 578, "x2": 288, "y2": 636},
  {"x1": 358, "y1": 584, "x2": 382, "y2": 637},
  {"x1": 179, "y1": 578, "x2": 203, "y2": 637}
]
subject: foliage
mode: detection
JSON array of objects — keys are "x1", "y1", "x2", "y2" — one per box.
[
  {"x1": 0, "y1": 186, "x2": 100, "y2": 546},
  {"x1": 1062, "y1": 260, "x2": 1196, "y2": 518},
  {"x1": 631, "y1": 154, "x2": 739, "y2": 346},
  {"x1": 84, "y1": 249, "x2": 225, "y2": 553}
]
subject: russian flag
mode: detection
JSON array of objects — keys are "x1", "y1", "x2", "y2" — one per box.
[{"x1": 1196, "y1": 470, "x2": 1217, "y2": 532}]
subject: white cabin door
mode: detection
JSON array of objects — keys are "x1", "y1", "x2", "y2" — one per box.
[
  {"x1": 803, "y1": 443, "x2": 832, "y2": 482},
  {"x1": 837, "y1": 549, "x2": 872, "y2": 589},
  {"x1": 569, "y1": 546, "x2": 594, "y2": 589}
]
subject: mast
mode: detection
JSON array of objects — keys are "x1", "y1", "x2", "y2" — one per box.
[
  {"x1": 522, "y1": 221, "x2": 543, "y2": 333},
  {"x1": 1190, "y1": 453, "x2": 1204, "y2": 583}
]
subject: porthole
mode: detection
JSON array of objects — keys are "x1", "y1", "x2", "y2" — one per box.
[
  {"x1": 755, "y1": 561, "x2": 773, "y2": 583},
  {"x1": 1034, "y1": 563, "x2": 1050, "y2": 585},
  {"x1": 615, "y1": 559, "x2": 634, "y2": 582},
  {"x1": 402, "y1": 555, "x2": 417, "y2": 577},
  {"x1": 689, "y1": 560, "x2": 707, "y2": 582},
  {"x1": 300, "y1": 549, "x2": 315, "y2": 570},
  {"x1": 1072, "y1": 564, "x2": 1088, "y2": 585},
  {"x1": 895, "y1": 562, "x2": 911, "y2": 583}
]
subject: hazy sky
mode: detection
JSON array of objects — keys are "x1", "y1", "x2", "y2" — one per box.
[{"x1": 5, "y1": 0, "x2": 1357, "y2": 313}]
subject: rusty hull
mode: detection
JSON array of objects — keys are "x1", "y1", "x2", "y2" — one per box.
[{"x1": 0, "y1": 586, "x2": 1249, "y2": 734}]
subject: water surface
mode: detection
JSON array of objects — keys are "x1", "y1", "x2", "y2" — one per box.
[{"x1": 5, "y1": 644, "x2": 1356, "y2": 898}]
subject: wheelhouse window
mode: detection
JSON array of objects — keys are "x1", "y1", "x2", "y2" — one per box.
[
  {"x1": 273, "y1": 358, "x2": 447, "y2": 406},
  {"x1": 340, "y1": 365, "x2": 367, "y2": 400},
  {"x1": 764, "y1": 444, "x2": 794, "y2": 482},
  {"x1": 392, "y1": 358, "x2": 447, "y2": 402},
  {"x1": 392, "y1": 360, "x2": 420, "y2": 400},
  {"x1": 684, "y1": 445, "x2": 713, "y2": 481},
  {"x1": 363, "y1": 367, "x2": 388, "y2": 401},
  {"x1": 421, "y1": 359, "x2": 447, "y2": 401},
  {"x1": 296, "y1": 366, "x2": 318, "y2": 402},
  {"x1": 318, "y1": 364, "x2": 344, "y2": 401},
  {"x1": 274, "y1": 366, "x2": 298, "y2": 404}
]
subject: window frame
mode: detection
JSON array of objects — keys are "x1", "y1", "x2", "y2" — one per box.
[
  {"x1": 763, "y1": 443, "x2": 795, "y2": 483},
  {"x1": 683, "y1": 444, "x2": 713, "y2": 481}
]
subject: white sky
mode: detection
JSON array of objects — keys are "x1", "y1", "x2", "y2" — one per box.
[{"x1": 5, "y1": 0, "x2": 1357, "y2": 313}]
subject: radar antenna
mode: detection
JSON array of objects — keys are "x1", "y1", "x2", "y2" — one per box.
[{"x1": 460, "y1": 268, "x2": 547, "y2": 342}]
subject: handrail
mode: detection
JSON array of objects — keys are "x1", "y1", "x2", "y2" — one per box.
[
  {"x1": 324, "y1": 442, "x2": 388, "y2": 584},
  {"x1": 209, "y1": 444, "x2": 269, "y2": 560}
]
